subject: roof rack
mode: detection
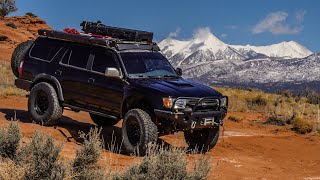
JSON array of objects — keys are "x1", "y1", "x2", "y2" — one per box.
[
  {"x1": 80, "y1": 21, "x2": 154, "y2": 43},
  {"x1": 37, "y1": 21, "x2": 160, "y2": 51}
]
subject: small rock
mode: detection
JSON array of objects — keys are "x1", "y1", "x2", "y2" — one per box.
[{"x1": 0, "y1": 35, "x2": 8, "y2": 41}]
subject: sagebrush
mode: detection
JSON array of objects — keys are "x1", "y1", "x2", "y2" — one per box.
[
  {"x1": 113, "y1": 144, "x2": 210, "y2": 180},
  {"x1": 71, "y1": 127, "x2": 105, "y2": 180},
  {"x1": 20, "y1": 131, "x2": 65, "y2": 180},
  {"x1": 0, "y1": 121, "x2": 21, "y2": 159}
]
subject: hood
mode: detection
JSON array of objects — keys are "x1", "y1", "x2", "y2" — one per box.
[{"x1": 129, "y1": 78, "x2": 222, "y2": 98}]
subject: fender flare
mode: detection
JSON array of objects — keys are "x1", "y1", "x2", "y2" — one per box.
[{"x1": 32, "y1": 74, "x2": 64, "y2": 101}]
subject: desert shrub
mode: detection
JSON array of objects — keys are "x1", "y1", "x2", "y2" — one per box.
[
  {"x1": 0, "y1": 0, "x2": 17, "y2": 18},
  {"x1": 113, "y1": 144, "x2": 210, "y2": 180},
  {"x1": 291, "y1": 117, "x2": 313, "y2": 134},
  {"x1": 0, "y1": 35, "x2": 8, "y2": 41},
  {"x1": 71, "y1": 127, "x2": 105, "y2": 180},
  {"x1": 20, "y1": 131, "x2": 65, "y2": 180},
  {"x1": 276, "y1": 90, "x2": 293, "y2": 98},
  {"x1": 228, "y1": 115, "x2": 243, "y2": 123},
  {"x1": 0, "y1": 121, "x2": 21, "y2": 159},
  {"x1": 306, "y1": 91, "x2": 320, "y2": 105},
  {"x1": 264, "y1": 110, "x2": 296, "y2": 126},
  {"x1": 5, "y1": 21, "x2": 17, "y2": 28},
  {"x1": 25, "y1": 12, "x2": 37, "y2": 17},
  {"x1": 246, "y1": 95, "x2": 267, "y2": 107}
]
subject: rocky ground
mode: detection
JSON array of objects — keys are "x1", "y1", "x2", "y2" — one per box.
[{"x1": 0, "y1": 96, "x2": 319, "y2": 179}]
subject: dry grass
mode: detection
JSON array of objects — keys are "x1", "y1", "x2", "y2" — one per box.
[
  {"x1": 216, "y1": 87, "x2": 320, "y2": 133},
  {"x1": 291, "y1": 117, "x2": 313, "y2": 134},
  {"x1": 0, "y1": 61, "x2": 26, "y2": 97},
  {"x1": 0, "y1": 159, "x2": 24, "y2": 180}
]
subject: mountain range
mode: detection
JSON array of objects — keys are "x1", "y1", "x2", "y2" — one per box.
[{"x1": 158, "y1": 30, "x2": 319, "y2": 92}]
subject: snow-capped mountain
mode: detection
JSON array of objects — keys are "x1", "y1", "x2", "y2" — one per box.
[
  {"x1": 158, "y1": 29, "x2": 312, "y2": 66},
  {"x1": 158, "y1": 29, "x2": 319, "y2": 91}
]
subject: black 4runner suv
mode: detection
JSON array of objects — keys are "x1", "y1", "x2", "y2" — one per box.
[{"x1": 12, "y1": 21, "x2": 228, "y2": 154}]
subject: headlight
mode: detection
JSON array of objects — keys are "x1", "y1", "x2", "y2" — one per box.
[
  {"x1": 163, "y1": 97, "x2": 173, "y2": 108},
  {"x1": 163, "y1": 98, "x2": 187, "y2": 109},
  {"x1": 174, "y1": 99, "x2": 187, "y2": 109},
  {"x1": 220, "y1": 97, "x2": 228, "y2": 107}
]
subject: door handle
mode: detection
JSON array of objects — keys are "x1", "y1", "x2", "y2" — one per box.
[
  {"x1": 55, "y1": 70, "x2": 62, "y2": 75},
  {"x1": 88, "y1": 78, "x2": 95, "y2": 83}
]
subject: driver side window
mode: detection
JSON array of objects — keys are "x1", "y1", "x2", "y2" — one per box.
[{"x1": 92, "y1": 50, "x2": 118, "y2": 74}]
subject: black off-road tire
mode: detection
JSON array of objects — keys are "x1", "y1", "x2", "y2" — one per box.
[
  {"x1": 28, "y1": 82, "x2": 63, "y2": 126},
  {"x1": 11, "y1": 40, "x2": 34, "y2": 77},
  {"x1": 122, "y1": 109, "x2": 158, "y2": 155},
  {"x1": 184, "y1": 126, "x2": 220, "y2": 153},
  {"x1": 90, "y1": 113, "x2": 120, "y2": 126}
]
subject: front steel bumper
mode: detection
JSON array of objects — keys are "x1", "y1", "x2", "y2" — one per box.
[
  {"x1": 154, "y1": 96, "x2": 228, "y2": 130},
  {"x1": 154, "y1": 109, "x2": 227, "y2": 130}
]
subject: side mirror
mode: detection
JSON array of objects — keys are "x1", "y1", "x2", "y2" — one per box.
[
  {"x1": 105, "y1": 67, "x2": 121, "y2": 78},
  {"x1": 176, "y1": 68, "x2": 182, "y2": 76}
]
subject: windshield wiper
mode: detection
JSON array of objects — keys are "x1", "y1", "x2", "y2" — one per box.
[
  {"x1": 163, "y1": 75, "x2": 179, "y2": 78},
  {"x1": 147, "y1": 75, "x2": 163, "y2": 79},
  {"x1": 129, "y1": 75, "x2": 149, "y2": 79}
]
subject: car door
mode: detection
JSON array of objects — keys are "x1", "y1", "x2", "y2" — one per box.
[
  {"x1": 86, "y1": 48, "x2": 124, "y2": 115},
  {"x1": 56, "y1": 43, "x2": 92, "y2": 108}
]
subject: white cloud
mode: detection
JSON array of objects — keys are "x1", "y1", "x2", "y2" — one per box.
[
  {"x1": 221, "y1": 34, "x2": 228, "y2": 39},
  {"x1": 252, "y1": 11, "x2": 306, "y2": 35},
  {"x1": 168, "y1": 27, "x2": 181, "y2": 38},
  {"x1": 296, "y1": 10, "x2": 306, "y2": 23},
  {"x1": 193, "y1": 27, "x2": 212, "y2": 41},
  {"x1": 227, "y1": 25, "x2": 238, "y2": 30}
]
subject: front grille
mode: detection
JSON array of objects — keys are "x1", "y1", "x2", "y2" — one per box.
[{"x1": 186, "y1": 98, "x2": 220, "y2": 112}]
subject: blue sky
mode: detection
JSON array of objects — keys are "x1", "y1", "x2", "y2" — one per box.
[{"x1": 12, "y1": 0, "x2": 320, "y2": 52}]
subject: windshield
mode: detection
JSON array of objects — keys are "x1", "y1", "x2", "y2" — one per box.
[{"x1": 120, "y1": 52, "x2": 178, "y2": 78}]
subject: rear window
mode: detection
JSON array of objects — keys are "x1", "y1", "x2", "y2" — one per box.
[{"x1": 30, "y1": 38, "x2": 62, "y2": 61}]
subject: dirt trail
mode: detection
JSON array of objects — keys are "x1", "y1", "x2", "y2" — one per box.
[{"x1": 0, "y1": 96, "x2": 319, "y2": 179}]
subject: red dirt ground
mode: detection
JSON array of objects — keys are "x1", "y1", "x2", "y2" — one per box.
[{"x1": 0, "y1": 96, "x2": 319, "y2": 179}]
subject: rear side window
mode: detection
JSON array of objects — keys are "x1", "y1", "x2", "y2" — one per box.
[
  {"x1": 61, "y1": 45, "x2": 90, "y2": 69},
  {"x1": 61, "y1": 50, "x2": 71, "y2": 65},
  {"x1": 30, "y1": 38, "x2": 62, "y2": 61},
  {"x1": 92, "y1": 51, "x2": 118, "y2": 73}
]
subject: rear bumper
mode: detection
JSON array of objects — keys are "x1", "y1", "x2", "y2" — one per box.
[
  {"x1": 154, "y1": 109, "x2": 227, "y2": 130},
  {"x1": 15, "y1": 79, "x2": 32, "y2": 91}
]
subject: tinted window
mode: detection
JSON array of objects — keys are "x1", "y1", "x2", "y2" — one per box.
[
  {"x1": 30, "y1": 38, "x2": 62, "y2": 61},
  {"x1": 61, "y1": 50, "x2": 71, "y2": 65},
  {"x1": 68, "y1": 45, "x2": 90, "y2": 69},
  {"x1": 92, "y1": 51, "x2": 117, "y2": 73},
  {"x1": 120, "y1": 52, "x2": 177, "y2": 77}
]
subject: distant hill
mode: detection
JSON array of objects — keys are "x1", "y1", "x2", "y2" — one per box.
[{"x1": 0, "y1": 16, "x2": 51, "y2": 61}]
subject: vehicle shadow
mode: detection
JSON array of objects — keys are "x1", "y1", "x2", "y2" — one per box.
[
  {"x1": 0, "y1": 108, "x2": 180, "y2": 155},
  {"x1": 0, "y1": 108, "x2": 124, "y2": 154}
]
